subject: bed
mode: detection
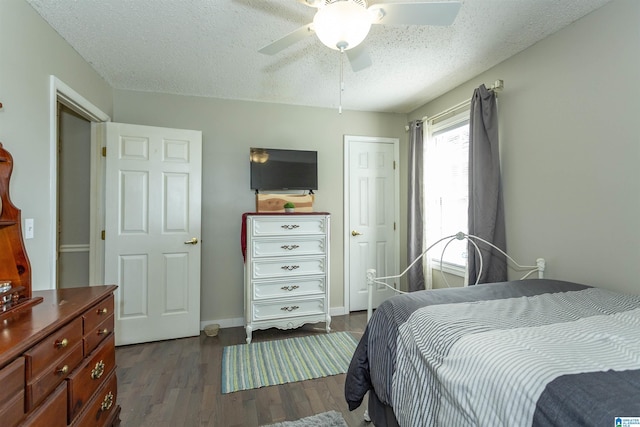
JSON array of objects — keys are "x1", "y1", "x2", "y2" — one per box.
[{"x1": 344, "y1": 234, "x2": 640, "y2": 426}]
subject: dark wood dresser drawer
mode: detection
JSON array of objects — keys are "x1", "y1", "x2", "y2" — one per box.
[
  {"x1": 68, "y1": 334, "x2": 116, "y2": 421},
  {"x1": 0, "y1": 286, "x2": 119, "y2": 427},
  {"x1": 1, "y1": 392, "x2": 25, "y2": 427},
  {"x1": 84, "y1": 295, "x2": 114, "y2": 335},
  {"x1": 24, "y1": 317, "x2": 83, "y2": 378},
  {"x1": 20, "y1": 382, "x2": 67, "y2": 427},
  {"x1": 26, "y1": 341, "x2": 83, "y2": 411},
  {"x1": 71, "y1": 370, "x2": 118, "y2": 427},
  {"x1": 0, "y1": 357, "x2": 26, "y2": 426},
  {"x1": 0, "y1": 357, "x2": 25, "y2": 405},
  {"x1": 84, "y1": 315, "x2": 114, "y2": 356}
]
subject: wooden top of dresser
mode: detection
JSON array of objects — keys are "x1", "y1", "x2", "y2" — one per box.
[{"x1": 0, "y1": 285, "x2": 117, "y2": 367}]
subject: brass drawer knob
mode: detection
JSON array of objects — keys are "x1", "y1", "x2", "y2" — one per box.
[
  {"x1": 91, "y1": 360, "x2": 105, "y2": 380},
  {"x1": 55, "y1": 338, "x2": 68, "y2": 348},
  {"x1": 57, "y1": 365, "x2": 69, "y2": 375},
  {"x1": 100, "y1": 391, "x2": 114, "y2": 412},
  {"x1": 98, "y1": 307, "x2": 108, "y2": 315},
  {"x1": 98, "y1": 328, "x2": 109, "y2": 336}
]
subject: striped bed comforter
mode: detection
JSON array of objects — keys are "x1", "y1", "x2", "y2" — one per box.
[{"x1": 345, "y1": 279, "x2": 640, "y2": 426}]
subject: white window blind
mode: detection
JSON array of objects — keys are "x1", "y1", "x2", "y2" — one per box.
[{"x1": 424, "y1": 111, "x2": 469, "y2": 269}]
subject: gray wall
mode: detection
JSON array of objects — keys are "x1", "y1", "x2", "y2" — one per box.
[
  {"x1": 111, "y1": 91, "x2": 407, "y2": 324},
  {"x1": 409, "y1": 0, "x2": 640, "y2": 293},
  {"x1": 2, "y1": 0, "x2": 638, "y2": 329},
  {"x1": 0, "y1": 0, "x2": 112, "y2": 290}
]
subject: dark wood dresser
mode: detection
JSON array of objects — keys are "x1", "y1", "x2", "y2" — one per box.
[
  {"x1": 0, "y1": 143, "x2": 120, "y2": 426},
  {"x1": 0, "y1": 286, "x2": 120, "y2": 426}
]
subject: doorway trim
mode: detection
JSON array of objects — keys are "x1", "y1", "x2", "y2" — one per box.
[
  {"x1": 343, "y1": 135, "x2": 400, "y2": 314},
  {"x1": 49, "y1": 76, "x2": 111, "y2": 289}
]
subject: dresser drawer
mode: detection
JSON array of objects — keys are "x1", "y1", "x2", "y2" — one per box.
[
  {"x1": 68, "y1": 334, "x2": 116, "y2": 421},
  {"x1": 251, "y1": 216, "x2": 327, "y2": 236},
  {"x1": 252, "y1": 297, "x2": 326, "y2": 321},
  {"x1": 26, "y1": 342, "x2": 83, "y2": 411},
  {"x1": 83, "y1": 294, "x2": 114, "y2": 334},
  {"x1": 71, "y1": 371, "x2": 117, "y2": 427},
  {"x1": 83, "y1": 315, "x2": 114, "y2": 356},
  {"x1": 25, "y1": 317, "x2": 83, "y2": 380},
  {"x1": 252, "y1": 236, "x2": 326, "y2": 258},
  {"x1": 0, "y1": 357, "x2": 25, "y2": 426},
  {"x1": 252, "y1": 256, "x2": 326, "y2": 280},
  {"x1": 1, "y1": 392, "x2": 24, "y2": 427},
  {"x1": 254, "y1": 277, "x2": 326, "y2": 300},
  {"x1": 0, "y1": 357, "x2": 25, "y2": 407},
  {"x1": 20, "y1": 382, "x2": 67, "y2": 427}
]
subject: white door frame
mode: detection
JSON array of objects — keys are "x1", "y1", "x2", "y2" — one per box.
[
  {"x1": 49, "y1": 76, "x2": 111, "y2": 289},
  {"x1": 343, "y1": 135, "x2": 400, "y2": 314}
]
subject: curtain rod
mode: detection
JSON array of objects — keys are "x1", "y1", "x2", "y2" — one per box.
[{"x1": 421, "y1": 79, "x2": 504, "y2": 123}]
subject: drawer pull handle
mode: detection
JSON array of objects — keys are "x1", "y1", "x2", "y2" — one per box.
[
  {"x1": 98, "y1": 307, "x2": 108, "y2": 315},
  {"x1": 91, "y1": 360, "x2": 105, "y2": 380},
  {"x1": 57, "y1": 365, "x2": 69, "y2": 375},
  {"x1": 55, "y1": 338, "x2": 69, "y2": 348},
  {"x1": 281, "y1": 285, "x2": 299, "y2": 291},
  {"x1": 280, "y1": 265, "x2": 299, "y2": 271},
  {"x1": 280, "y1": 244, "x2": 299, "y2": 250},
  {"x1": 280, "y1": 224, "x2": 300, "y2": 230},
  {"x1": 100, "y1": 391, "x2": 114, "y2": 412},
  {"x1": 98, "y1": 328, "x2": 109, "y2": 336},
  {"x1": 280, "y1": 305, "x2": 299, "y2": 312}
]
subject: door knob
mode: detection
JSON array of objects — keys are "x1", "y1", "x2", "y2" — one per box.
[
  {"x1": 184, "y1": 237, "x2": 199, "y2": 245},
  {"x1": 351, "y1": 230, "x2": 362, "y2": 237}
]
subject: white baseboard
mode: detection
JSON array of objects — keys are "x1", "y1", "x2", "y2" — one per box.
[{"x1": 199, "y1": 306, "x2": 347, "y2": 331}]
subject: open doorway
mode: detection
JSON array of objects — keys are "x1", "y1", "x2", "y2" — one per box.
[
  {"x1": 57, "y1": 104, "x2": 92, "y2": 288},
  {"x1": 49, "y1": 76, "x2": 111, "y2": 290}
]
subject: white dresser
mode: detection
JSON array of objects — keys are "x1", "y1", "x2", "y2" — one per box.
[{"x1": 243, "y1": 213, "x2": 331, "y2": 344}]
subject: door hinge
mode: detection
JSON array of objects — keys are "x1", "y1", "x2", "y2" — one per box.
[
  {"x1": 394, "y1": 222, "x2": 396, "y2": 231},
  {"x1": 102, "y1": 147, "x2": 107, "y2": 157},
  {"x1": 393, "y1": 160, "x2": 396, "y2": 170},
  {"x1": 101, "y1": 230, "x2": 105, "y2": 240}
]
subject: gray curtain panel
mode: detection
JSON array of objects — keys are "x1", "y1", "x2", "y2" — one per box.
[
  {"x1": 407, "y1": 120, "x2": 426, "y2": 291},
  {"x1": 467, "y1": 84, "x2": 507, "y2": 285}
]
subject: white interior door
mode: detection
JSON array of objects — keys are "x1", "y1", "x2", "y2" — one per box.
[
  {"x1": 345, "y1": 136, "x2": 399, "y2": 311},
  {"x1": 102, "y1": 122, "x2": 202, "y2": 346}
]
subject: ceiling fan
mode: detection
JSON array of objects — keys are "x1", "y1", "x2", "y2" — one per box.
[{"x1": 259, "y1": 0, "x2": 462, "y2": 72}]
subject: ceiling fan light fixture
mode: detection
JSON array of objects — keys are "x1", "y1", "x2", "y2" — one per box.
[{"x1": 313, "y1": 0, "x2": 372, "y2": 51}]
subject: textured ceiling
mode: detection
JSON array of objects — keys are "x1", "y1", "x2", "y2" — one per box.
[{"x1": 26, "y1": 0, "x2": 612, "y2": 113}]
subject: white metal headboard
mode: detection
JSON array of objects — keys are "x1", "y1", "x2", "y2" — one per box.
[{"x1": 365, "y1": 232, "x2": 546, "y2": 320}]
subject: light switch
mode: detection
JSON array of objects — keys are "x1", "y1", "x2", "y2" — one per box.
[{"x1": 24, "y1": 218, "x2": 34, "y2": 239}]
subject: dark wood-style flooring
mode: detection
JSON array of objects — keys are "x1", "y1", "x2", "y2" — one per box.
[{"x1": 115, "y1": 312, "x2": 370, "y2": 427}]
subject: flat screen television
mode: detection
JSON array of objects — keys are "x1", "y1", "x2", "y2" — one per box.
[{"x1": 250, "y1": 148, "x2": 318, "y2": 191}]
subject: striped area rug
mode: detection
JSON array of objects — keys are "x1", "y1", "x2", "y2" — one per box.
[{"x1": 222, "y1": 332, "x2": 358, "y2": 394}]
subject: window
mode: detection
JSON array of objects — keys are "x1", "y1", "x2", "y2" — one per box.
[{"x1": 424, "y1": 110, "x2": 469, "y2": 273}]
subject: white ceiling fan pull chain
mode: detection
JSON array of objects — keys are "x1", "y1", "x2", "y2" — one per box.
[{"x1": 339, "y1": 46, "x2": 345, "y2": 114}]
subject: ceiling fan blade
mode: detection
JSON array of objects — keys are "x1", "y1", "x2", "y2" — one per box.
[
  {"x1": 296, "y1": 0, "x2": 323, "y2": 8},
  {"x1": 258, "y1": 24, "x2": 315, "y2": 55},
  {"x1": 346, "y1": 44, "x2": 372, "y2": 72},
  {"x1": 371, "y1": 1, "x2": 461, "y2": 26}
]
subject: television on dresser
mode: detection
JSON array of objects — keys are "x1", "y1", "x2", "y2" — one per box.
[{"x1": 250, "y1": 147, "x2": 318, "y2": 191}]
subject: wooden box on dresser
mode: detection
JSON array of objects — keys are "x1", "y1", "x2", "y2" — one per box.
[
  {"x1": 243, "y1": 213, "x2": 331, "y2": 344},
  {"x1": 0, "y1": 286, "x2": 120, "y2": 427}
]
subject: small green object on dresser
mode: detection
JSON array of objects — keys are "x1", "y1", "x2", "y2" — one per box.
[{"x1": 284, "y1": 202, "x2": 295, "y2": 212}]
